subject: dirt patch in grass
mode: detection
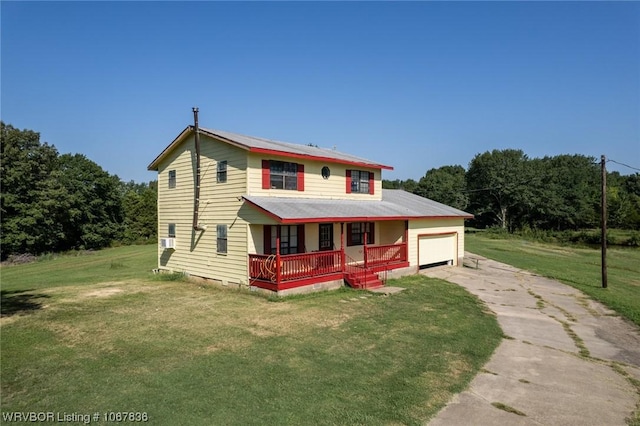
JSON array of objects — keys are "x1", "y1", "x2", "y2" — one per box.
[{"x1": 83, "y1": 288, "x2": 124, "y2": 298}]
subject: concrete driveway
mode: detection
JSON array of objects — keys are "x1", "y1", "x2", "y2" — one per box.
[{"x1": 422, "y1": 253, "x2": 640, "y2": 426}]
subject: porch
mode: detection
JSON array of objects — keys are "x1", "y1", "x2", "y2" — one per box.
[{"x1": 248, "y1": 242, "x2": 409, "y2": 291}]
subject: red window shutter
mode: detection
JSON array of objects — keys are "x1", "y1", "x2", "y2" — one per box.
[
  {"x1": 263, "y1": 225, "x2": 272, "y2": 254},
  {"x1": 346, "y1": 223, "x2": 353, "y2": 246},
  {"x1": 297, "y1": 164, "x2": 305, "y2": 192},
  {"x1": 369, "y1": 172, "x2": 374, "y2": 195},
  {"x1": 262, "y1": 160, "x2": 270, "y2": 189},
  {"x1": 297, "y1": 224, "x2": 305, "y2": 253},
  {"x1": 368, "y1": 222, "x2": 375, "y2": 245},
  {"x1": 346, "y1": 170, "x2": 352, "y2": 194}
]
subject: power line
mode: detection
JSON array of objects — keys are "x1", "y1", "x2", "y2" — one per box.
[{"x1": 607, "y1": 158, "x2": 640, "y2": 172}]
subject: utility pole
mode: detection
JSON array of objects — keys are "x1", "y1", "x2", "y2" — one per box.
[{"x1": 601, "y1": 155, "x2": 607, "y2": 289}]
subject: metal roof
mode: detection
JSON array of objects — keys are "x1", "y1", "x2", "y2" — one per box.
[
  {"x1": 148, "y1": 126, "x2": 393, "y2": 170},
  {"x1": 243, "y1": 189, "x2": 473, "y2": 223}
]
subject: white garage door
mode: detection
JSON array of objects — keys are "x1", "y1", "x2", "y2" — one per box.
[{"x1": 418, "y1": 234, "x2": 456, "y2": 267}]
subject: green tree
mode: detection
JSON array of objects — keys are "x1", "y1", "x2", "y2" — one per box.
[
  {"x1": 0, "y1": 122, "x2": 69, "y2": 258},
  {"x1": 618, "y1": 173, "x2": 640, "y2": 229},
  {"x1": 466, "y1": 149, "x2": 530, "y2": 230},
  {"x1": 415, "y1": 165, "x2": 469, "y2": 211},
  {"x1": 382, "y1": 178, "x2": 418, "y2": 193},
  {"x1": 535, "y1": 155, "x2": 599, "y2": 230},
  {"x1": 121, "y1": 180, "x2": 157, "y2": 243},
  {"x1": 57, "y1": 153, "x2": 123, "y2": 250}
]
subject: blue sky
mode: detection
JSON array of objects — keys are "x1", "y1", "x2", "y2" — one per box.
[{"x1": 2, "y1": 1, "x2": 639, "y2": 183}]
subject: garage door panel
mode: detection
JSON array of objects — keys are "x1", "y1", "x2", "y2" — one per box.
[{"x1": 419, "y1": 234, "x2": 456, "y2": 266}]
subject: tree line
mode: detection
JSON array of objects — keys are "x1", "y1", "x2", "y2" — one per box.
[
  {"x1": 3, "y1": 123, "x2": 638, "y2": 258},
  {"x1": 1, "y1": 122, "x2": 157, "y2": 260},
  {"x1": 384, "y1": 149, "x2": 640, "y2": 232}
]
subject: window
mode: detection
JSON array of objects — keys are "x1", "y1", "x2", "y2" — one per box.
[
  {"x1": 264, "y1": 225, "x2": 305, "y2": 255},
  {"x1": 262, "y1": 160, "x2": 304, "y2": 191},
  {"x1": 350, "y1": 170, "x2": 370, "y2": 194},
  {"x1": 321, "y1": 166, "x2": 331, "y2": 179},
  {"x1": 217, "y1": 161, "x2": 227, "y2": 183},
  {"x1": 271, "y1": 225, "x2": 298, "y2": 254},
  {"x1": 270, "y1": 160, "x2": 298, "y2": 190},
  {"x1": 347, "y1": 222, "x2": 374, "y2": 246},
  {"x1": 168, "y1": 170, "x2": 176, "y2": 188},
  {"x1": 217, "y1": 225, "x2": 227, "y2": 254},
  {"x1": 168, "y1": 223, "x2": 176, "y2": 238}
]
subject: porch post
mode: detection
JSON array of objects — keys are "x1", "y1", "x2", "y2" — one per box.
[
  {"x1": 275, "y1": 227, "x2": 281, "y2": 286},
  {"x1": 340, "y1": 223, "x2": 345, "y2": 272},
  {"x1": 404, "y1": 220, "x2": 409, "y2": 261},
  {"x1": 363, "y1": 228, "x2": 368, "y2": 269}
]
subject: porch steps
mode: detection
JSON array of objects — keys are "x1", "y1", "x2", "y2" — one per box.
[{"x1": 345, "y1": 272, "x2": 384, "y2": 290}]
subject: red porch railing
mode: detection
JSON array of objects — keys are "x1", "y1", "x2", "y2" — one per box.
[
  {"x1": 249, "y1": 242, "x2": 407, "y2": 290},
  {"x1": 365, "y1": 243, "x2": 407, "y2": 268},
  {"x1": 249, "y1": 250, "x2": 342, "y2": 283}
]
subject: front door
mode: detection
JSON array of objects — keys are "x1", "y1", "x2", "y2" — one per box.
[{"x1": 319, "y1": 223, "x2": 334, "y2": 251}]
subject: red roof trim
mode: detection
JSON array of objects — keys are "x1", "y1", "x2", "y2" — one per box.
[
  {"x1": 248, "y1": 147, "x2": 393, "y2": 170},
  {"x1": 274, "y1": 215, "x2": 472, "y2": 224},
  {"x1": 241, "y1": 197, "x2": 473, "y2": 224}
]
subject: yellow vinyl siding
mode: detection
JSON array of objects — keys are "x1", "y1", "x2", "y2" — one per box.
[
  {"x1": 157, "y1": 134, "x2": 253, "y2": 284},
  {"x1": 246, "y1": 153, "x2": 382, "y2": 200},
  {"x1": 378, "y1": 221, "x2": 405, "y2": 245},
  {"x1": 408, "y1": 219, "x2": 465, "y2": 267}
]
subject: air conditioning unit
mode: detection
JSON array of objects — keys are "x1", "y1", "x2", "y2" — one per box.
[{"x1": 160, "y1": 238, "x2": 176, "y2": 249}]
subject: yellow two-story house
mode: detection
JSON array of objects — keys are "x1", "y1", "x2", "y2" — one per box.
[{"x1": 148, "y1": 116, "x2": 472, "y2": 295}]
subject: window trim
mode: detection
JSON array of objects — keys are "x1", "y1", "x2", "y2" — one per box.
[
  {"x1": 168, "y1": 170, "x2": 176, "y2": 189},
  {"x1": 217, "y1": 160, "x2": 227, "y2": 183}
]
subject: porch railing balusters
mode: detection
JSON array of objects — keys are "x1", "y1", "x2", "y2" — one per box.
[{"x1": 249, "y1": 242, "x2": 408, "y2": 286}]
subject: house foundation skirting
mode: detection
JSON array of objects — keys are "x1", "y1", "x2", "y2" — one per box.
[
  {"x1": 250, "y1": 277, "x2": 344, "y2": 297},
  {"x1": 379, "y1": 264, "x2": 417, "y2": 280}
]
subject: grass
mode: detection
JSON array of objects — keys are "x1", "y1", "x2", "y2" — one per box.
[
  {"x1": 466, "y1": 233, "x2": 640, "y2": 328},
  {"x1": 1, "y1": 245, "x2": 157, "y2": 292},
  {"x1": 1, "y1": 245, "x2": 501, "y2": 425}
]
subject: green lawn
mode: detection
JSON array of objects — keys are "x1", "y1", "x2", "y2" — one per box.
[
  {"x1": 466, "y1": 233, "x2": 640, "y2": 328},
  {"x1": 1, "y1": 245, "x2": 501, "y2": 425},
  {"x1": 1, "y1": 244, "x2": 157, "y2": 292}
]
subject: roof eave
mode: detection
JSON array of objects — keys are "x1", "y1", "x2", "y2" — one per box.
[
  {"x1": 242, "y1": 197, "x2": 473, "y2": 223},
  {"x1": 147, "y1": 126, "x2": 192, "y2": 171},
  {"x1": 242, "y1": 197, "x2": 286, "y2": 223},
  {"x1": 148, "y1": 126, "x2": 393, "y2": 172}
]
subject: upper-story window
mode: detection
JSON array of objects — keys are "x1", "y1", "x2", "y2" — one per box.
[
  {"x1": 261, "y1": 160, "x2": 305, "y2": 191},
  {"x1": 270, "y1": 160, "x2": 298, "y2": 190},
  {"x1": 168, "y1": 170, "x2": 176, "y2": 188},
  {"x1": 346, "y1": 170, "x2": 374, "y2": 194},
  {"x1": 217, "y1": 161, "x2": 227, "y2": 183}
]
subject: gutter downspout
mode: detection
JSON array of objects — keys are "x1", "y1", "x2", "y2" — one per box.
[{"x1": 192, "y1": 107, "x2": 205, "y2": 231}]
